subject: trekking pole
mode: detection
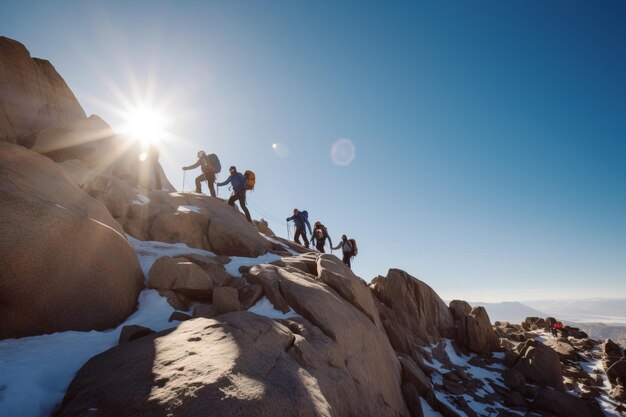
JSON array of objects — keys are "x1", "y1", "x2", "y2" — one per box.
[
  {"x1": 287, "y1": 223, "x2": 291, "y2": 240},
  {"x1": 182, "y1": 170, "x2": 186, "y2": 192}
]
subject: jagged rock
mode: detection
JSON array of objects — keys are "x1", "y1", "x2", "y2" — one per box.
[
  {"x1": 607, "y1": 359, "x2": 626, "y2": 386},
  {"x1": 531, "y1": 387, "x2": 604, "y2": 417},
  {"x1": 402, "y1": 383, "x2": 425, "y2": 417},
  {"x1": 168, "y1": 311, "x2": 192, "y2": 322},
  {"x1": 272, "y1": 252, "x2": 319, "y2": 275},
  {"x1": 213, "y1": 287, "x2": 241, "y2": 314},
  {"x1": 0, "y1": 36, "x2": 85, "y2": 146},
  {"x1": 316, "y1": 254, "x2": 383, "y2": 329},
  {"x1": 148, "y1": 256, "x2": 213, "y2": 299},
  {"x1": 253, "y1": 218, "x2": 275, "y2": 236},
  {"x1": 159, "y1": 289, "x2": 191, "y2": 311},
  {"x1": 563, "y1": 326, "x2": 588, "y2": 340},
  {"x1": 371, "y1": 269, "x2": 455, "y2": 354},
  {"x1": 449, "y1": 300, "x2": 472, "y2": 320},
  {"x1": 514, "y1": 340, "x2": 564, "y2": 391},
  {"x1": 502, "y1": 368, "x2": 525, "y2": 390},
  {"x1": 398, "y1": 354, "x2": 435, "y2": 405},
  {"x1": 544, "y1": 338, "x2": 578, "y2": 361},
  {"x1": 603, "y1": 339, "x2": 622, "y2": 357},
  {"x1": 192, "y1": 304, "x2": 218, "y2": 319},
  {"x1": 246, "y1": 265, "x2": 291, "y2": 313},
  {"x1": 118, "y1": 325, "x2": 155, "y2": 344},
  {"x1": 455, "y1": 306, "x2": 499, "y2": 355},
  {"x1": 238, "y1": 284, "x2": 263, "y2": 310},
  {"x1": 57, "y1": 310, "x2": 410, "y2": 417},
  {"x1": 0, "y1": 142, "x2": 143, "y2": 339}
]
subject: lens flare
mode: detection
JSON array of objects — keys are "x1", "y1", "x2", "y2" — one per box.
[
  {"x1": 139, "y1": 152, "x2": 148, "y2": 161},
  {"x1": 330, "y1": 138, "x2": 356, "y2": 166},
  {"x1": 272, "y1": 142, "x2": 290, "y2": 158}
]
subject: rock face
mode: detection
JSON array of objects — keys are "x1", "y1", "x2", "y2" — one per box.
[
  {"x1": 0, "y1": 142, "x2": 143, "y2": 339},
  {"x1": 532, "y1": 387, "x2": 604, "y2": 417},
  {"x1": 31, "y1": 114, "x2": 117, "y2": 166},
  {"x1": 124, "y1": 192, "x2": 271, "y2": 257},
  {"x1": 58, "y1": 261, "x2": 410, "y2": 417},
  {"x1": 452, "y1": 304, "x2": 499, "y2": 355},
  {"x1": 371, "y1": 269, "x2": 455, "y2": 356},
  {"x1": 514, "y1": 339, "x2": 564, "y2": 391},
  {"x1": 148, "y1": 256, "x2": 214, "y2": 298},
  {"x1": 0, "y1": 36, "x2": 86, "y2": 147}
]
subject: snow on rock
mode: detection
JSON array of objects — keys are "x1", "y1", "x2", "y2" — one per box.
[
  {"x1": 0, "y1": 290, "x2": 177, "y2": 417},
  {"x1": 176, "y1": 204, "x2": 201, "y2": 214},
  {"x1": 225, "y1": 252, "x2": 282, "y2": 276},
  {"x1": 247, "y1": 297, "x2": 299, "y2": 320},
  {"x1": 128, "y1": 236, "x2": 218, "y2": 279}
]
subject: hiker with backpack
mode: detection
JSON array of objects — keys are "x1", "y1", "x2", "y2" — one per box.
[
  {"x1": 332, "y1": 235, "x2": 357, "y2": 268},
  {"x1": 551, "y1": 321, "x2": 564, "y2": 338},
  {"x1": 311, "y1": 221, "x2": 333, "y2": 253},
  {"x1": 182, "y1": 150, "x2": 221, "y2": 197},
  {"x1": 286, "y1": 209, "x2": 312, "y2": 248},
  {"x1": 216, "y1": 166, "x2": 252, "y2": 223}
]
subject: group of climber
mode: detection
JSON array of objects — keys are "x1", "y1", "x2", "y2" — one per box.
[
  {"x1": 286, "y1": 208, "x2": 358, "y2": 268},
  {"x1": 182, "y1": 151, "x2": 254, "y2": 223},
  {"x1": 182, "y1": 151, "x2": 357, "y2": 269}
]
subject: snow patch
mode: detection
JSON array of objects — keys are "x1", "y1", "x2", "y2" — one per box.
[
  {"x1": 176, "y1": 205, "x2": 201, "y2": 214},
  {"x1": 225, "y1": 253, "x2": 282, "y2": 276},
  {"x1": 128, "y1": 236, "x2": 218, "y2": 280},
  {"x1": 248, "y1": 297, "x2": 300, "y2": 320},
  {"x1": 0, "y1": 290, "x2": 177, "y2": 417}
]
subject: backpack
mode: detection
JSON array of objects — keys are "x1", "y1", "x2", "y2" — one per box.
[
  {"x1": 244, "y1": 170, "x2": 256, "y2": 190},
  {"x1": 348, "y1": 238, "x2": 358, "y2": 257},
  {"x1": 207, "y1": 153, "x2": 221, "y2": 173},
  {"x1": 301, "y1": 210, "x2": 308, "y2": 220}
]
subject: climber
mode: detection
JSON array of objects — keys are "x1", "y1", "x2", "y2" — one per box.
[
  {"x1": 182, "y1": 151, "x2": 221, "y2": 197},
  {"x1": 286, "y1": 208, "x2": 312, "y2": 248},
  {"x1": 551, "y1": 321, "x2": 564, "y2": 338},
  {"x1": 147, "y1": 144, "x2": 162, "y2": 191},
  {"x1": 311, "y1": 221, "x2": 333, "y2": 253},
  {"x1": 216, "y1": 166, "x2": 252, "y2": 222},
  {"x1": 332, "y1": 235, "x2": 357, "y2": 269}
]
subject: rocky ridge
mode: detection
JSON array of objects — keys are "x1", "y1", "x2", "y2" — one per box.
[{"x1": 0, "y1": 36, "x2": 624, "y2": 417}]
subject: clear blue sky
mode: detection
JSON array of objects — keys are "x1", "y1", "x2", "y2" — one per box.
[{"x1": 2, "y1": 1, "x2": 625, "y2": 301}]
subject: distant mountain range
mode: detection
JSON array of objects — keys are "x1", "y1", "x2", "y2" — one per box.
[{"x1": 468, "y1": 298, "x2": 626, "y2": 346}]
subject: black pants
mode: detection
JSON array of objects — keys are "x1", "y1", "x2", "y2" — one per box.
[
  {"x1": 315, "y1": 239, "x2": 326, "y2": 253},
  {"x1": 196, "y1": 171, "x2": 216, "y2": 197},
  {"x1": 342, "y1": 252, "x2": 351, "y2": 268},
  {"x1": 228, "y1": 190, "x2": 252, "y2": 222},
  {"x1": 294, "y1": 227, "x2": 309, "y2": 248}
]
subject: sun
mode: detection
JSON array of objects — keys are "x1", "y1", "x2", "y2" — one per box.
[{"x1": 121, "y1": 106, "x2": 169, "y2": 146}]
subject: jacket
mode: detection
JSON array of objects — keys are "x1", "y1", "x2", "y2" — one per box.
[
  {"x1": 333, "y1": 239, "x2": 352, "y2": 254},
  {"x1": 313, "y1": 225, "x2": 333, "y2": 247},
  {"x1": 287, "y1": 212, "x2": 312, "y2": 234},
  {"x1": 184, "y1": 155, "x2": 215, "y2": 174},
  {"x1": 217, "y1": 172, "x2": 247, "y2": 193}
]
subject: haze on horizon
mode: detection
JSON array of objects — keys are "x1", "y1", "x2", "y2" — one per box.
[{"x1": 2, "y1": 0, "x2": 624, "y2": 302}]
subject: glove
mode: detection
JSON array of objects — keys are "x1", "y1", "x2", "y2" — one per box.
[
  {"x1": 182, "y1": 167, "x2": 188, "y2": 171},
  {"x1": 285, "y1": 218, "x2": 289, "y2": 222}
]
